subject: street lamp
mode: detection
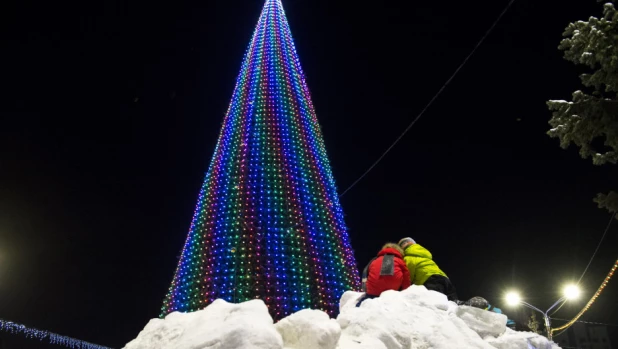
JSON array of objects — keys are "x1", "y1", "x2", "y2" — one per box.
[
  {"x1": 563, "y1": 284, "x2": 580, "y2": 300},
  {"x1": 505, "y1": 291, "x2": 521, "y2": 306},
  {"x1": 505, "y1": 284, "x2": 580, "y2": 342}
]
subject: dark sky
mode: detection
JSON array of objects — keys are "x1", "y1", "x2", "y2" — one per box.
[{"x1": 1, "y1": 0, "x2": 617, "y2": 347}]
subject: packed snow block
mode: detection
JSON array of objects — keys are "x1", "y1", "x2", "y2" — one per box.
[
  {"x1": 123, "y1": 317, "x2": 184, "y2": 349},
  {"x1": 456, "y1": 306, "x2": 507, "y2": 338},
  {"x1": 337, "y1": 289, "x2": 498, "y2": 349},
  {"x1": 339, "y1": 291, "x2": 364, "y2": 312},
  {"x1": 338, "y1": 290, "x2": 438, "y2": 349},
  {"x1": 123, "y1": 299, "x2": 283, "y2": 349},
  {"x1": 425, "y1": 316, "x2": 496, "y2": 349},
  {"x1": 337, "y1": 334, "x2": 387, "y2": 349},
  {"x1": 125, "y1": 292, "x2": 561, "y2": 349},
  {"x1": 484, "y1": 328, "x2": 561, "y2": 349},
  {"x1": 338, "y1": 293, "x2": 414, "y2": 349},
  {"x1": 275, "y1": 309, "x2": 340, "y2": 349},
  {"x1": 399, "y1": 284, "x2": 430, "y2": 301},
  {"x1": 446, "y1": 301, "x2": 459, "y2": 314},
  {"x1": 400, "y1": 285, "x2": 449, "y2": 311}
]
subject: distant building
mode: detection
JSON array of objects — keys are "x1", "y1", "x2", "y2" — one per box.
[{"x1": 554, "y1": 322, "x2": 612, "y2": 349}]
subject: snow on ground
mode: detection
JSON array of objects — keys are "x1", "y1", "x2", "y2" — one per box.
[
  {"x1": 123, "y1": 299, "x2": 282, "y2": 349},
  {"x1": 124, "y1": 286, "x2": 561, "y2": 349}
]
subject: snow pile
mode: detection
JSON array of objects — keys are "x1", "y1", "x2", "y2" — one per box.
[
  {"x1": 455, "y1": 306, "x2": 507, "y2": 338},
  {"x1": 124, "y1": 286, "x2": 560, "y2": 349},
  {"x1": 123, "y1": 299, "x2": 282, "y2": 349},
  {"x1": 338, "y1": 289, "x2": 494, "y2": 349},
  {"x1": 275, "y1": 309, "x2": 341, "y2": 349},
  {"x1": 485, "y1": 329, "x2": 560, "y2": 349}
]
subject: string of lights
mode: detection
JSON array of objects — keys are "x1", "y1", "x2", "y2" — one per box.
[
  {"x1": 0, "y1": 319, "x2": 111, "y2": 349},
  {"x1": 551, "y1": 258, "x2": 618, "y2": 334},
  {"x1": 160, "y1": 0, "x2": 360, "y2": 321}
]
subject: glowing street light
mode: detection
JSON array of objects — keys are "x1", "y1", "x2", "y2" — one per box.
[
  {"x1": 505, "y1": 292, "x2": 521, "y2": 306},
  {"x1": 504, "y1": 284, "x2": 581, "y2": 342},
  {"x1": 563, "y1": 284, "x2": 580, "y2": 300}
]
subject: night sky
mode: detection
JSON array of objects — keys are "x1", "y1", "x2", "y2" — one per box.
[{"x1": 2, "y1": 0, "x2": 617, "y2": 347}]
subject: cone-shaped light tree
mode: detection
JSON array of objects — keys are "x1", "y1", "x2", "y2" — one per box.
[{"x1": 161, "y1": 0, "x2": 360, "y2": 320}]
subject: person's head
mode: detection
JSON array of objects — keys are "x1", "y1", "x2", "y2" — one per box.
[
  {"x1": 381, "y1": 242, "x2": 404, "y2": 255},
  {"x1": 398, "y1": 237, "x2": 416, "y2": 250}
]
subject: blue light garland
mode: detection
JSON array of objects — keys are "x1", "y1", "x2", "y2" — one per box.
[{"x1": 0, "y1": 319, "x2": 112, "y2": 349}]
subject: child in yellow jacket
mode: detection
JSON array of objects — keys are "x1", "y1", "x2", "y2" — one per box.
[{"x1": 398, "y1": 237, "x2": 458, "y2": 301}]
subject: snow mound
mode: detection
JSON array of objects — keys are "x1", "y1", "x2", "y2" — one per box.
[
  {"x1": 275, "y1": 309, "x2": 340, "y2": 349},
  {"x1": 456, "y1": 306, "x2": 507, "y2": 338},
  {"x1": 124, "y1": 286, "x2": 561, "y2": 349},
  {"x1": 123, "y1": 299, "x2": 282, "y2": 349},
  {"x1": 338, "y1": 288, "x2": 494, "y2": 349},
  {"x1": 485, "y1": 328, "x2": 559, "y2": 349}
]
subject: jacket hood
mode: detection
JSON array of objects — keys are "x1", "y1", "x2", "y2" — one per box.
[
  {"x1": 403, "y1": 244, "x2": 432, "y2": 259},
  {"x1": 378, "y1": 247, "x2": 403, "y2": 258}
]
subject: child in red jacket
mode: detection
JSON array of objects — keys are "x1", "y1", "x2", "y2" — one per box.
[{"x1": 358, "y1": 243, "x2": 411, "y2": 306}]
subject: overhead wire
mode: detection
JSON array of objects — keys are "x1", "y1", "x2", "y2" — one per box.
[
  {"x1": 576, "y1": 213, "x2": 616, "y2": 285},
  {"x1": 550, "y1": 318, "x2": 618, "y2": 327},
  {"x1": 550, "y1": 213, "x2": 616, "y2": 316},
  {"x1": 339, "y1": 0, "x2": 517, "y2": 197}
]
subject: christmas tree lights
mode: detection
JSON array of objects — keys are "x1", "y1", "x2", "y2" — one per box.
[{"x1": 161, "y1": 0, "x2": 360, "y2": 320}]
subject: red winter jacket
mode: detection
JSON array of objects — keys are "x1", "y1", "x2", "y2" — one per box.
[{"x1": 365, "y1": 247, "x2": 411, "y2": 296}]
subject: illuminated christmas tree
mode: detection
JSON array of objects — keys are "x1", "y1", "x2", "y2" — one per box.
[{"x1": 161, "y1": 0, "x2": 360, "y2": 320}]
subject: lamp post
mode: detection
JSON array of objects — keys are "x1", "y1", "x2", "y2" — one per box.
[{"x1": 505, "y1": 285, "x2": 580, "y2": 342}]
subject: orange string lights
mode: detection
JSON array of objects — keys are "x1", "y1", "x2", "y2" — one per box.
[{"x1": 552, "y1": 258, "x2": 618, "y2": 333}]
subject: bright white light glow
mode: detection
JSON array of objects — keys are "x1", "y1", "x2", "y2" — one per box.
[
  {"x1": 505, "y1": 291, "x2": 521, "y2": 306},
  {"x1": 564, "y1": 284, "x2": 580, "y2": 300}
]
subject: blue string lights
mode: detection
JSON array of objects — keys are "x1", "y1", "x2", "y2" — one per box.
[
  {"x1": 0, "y1": 319, "x2": 112, "y2": 349},
  {"x1": 161, "y1": 0, "x2": 360, "y2": 320}
]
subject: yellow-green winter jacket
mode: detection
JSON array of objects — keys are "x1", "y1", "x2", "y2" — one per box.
[{"x1": 402, "y1": 244, "x2": 448, "y2": 285}]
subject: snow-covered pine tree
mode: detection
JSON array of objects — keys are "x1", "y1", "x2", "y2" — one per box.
[
  {"x1": 527, "y1": 312, "x2": 541, "y2": 335},
  {"x1": 547, "y1": 1, "x2": 618, "y2": 216},
  {"x1": 594, "y1": 191, "x2": 618, "y2": 214}
]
